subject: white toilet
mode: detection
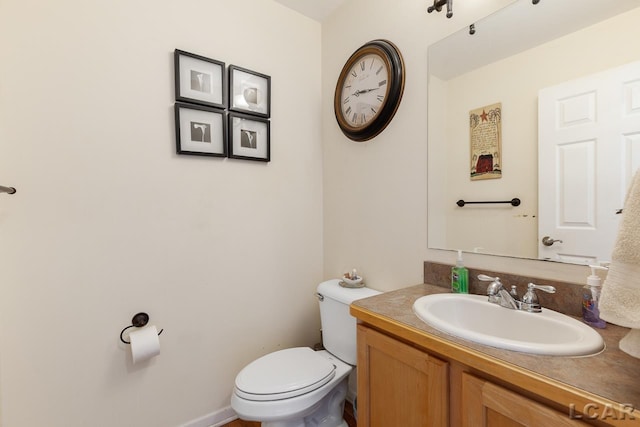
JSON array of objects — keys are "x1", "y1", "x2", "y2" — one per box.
[{"x1": 231, "y1": 279, "x2": 380, "y2": 427}]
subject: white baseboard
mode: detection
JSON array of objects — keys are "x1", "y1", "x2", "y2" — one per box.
[
  {"x1": 181, "y1": 406, "x2": 237, "y2": 427},
  {"x1": 181, "y1": 393, "x2": 357, "y2": 427}
]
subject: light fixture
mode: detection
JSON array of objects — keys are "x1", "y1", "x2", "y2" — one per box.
[
  {"x1": 427, "y1": 0, "x2": 453, "y2": 18},
  {"x1": 428, "y1": 0, "x2": 541, "y2": 20}
]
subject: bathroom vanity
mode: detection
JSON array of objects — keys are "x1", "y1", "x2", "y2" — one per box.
[{"x1": 351, "y1": 283, "x2": 640, "y2": 426}]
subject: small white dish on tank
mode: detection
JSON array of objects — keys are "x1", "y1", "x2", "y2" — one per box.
[{"x1": 340, "y1": 276, "x2": 364, "y2": 288}]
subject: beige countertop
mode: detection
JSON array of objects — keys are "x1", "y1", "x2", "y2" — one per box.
[{"x1": 351, "y1": 283, "x2": 640, "y2": 412}]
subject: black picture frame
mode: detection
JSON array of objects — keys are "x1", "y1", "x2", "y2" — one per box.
[
  {"x1": 175, "y1": 102, "x2": 227, "y2": 157},
  {"x1": 228, "y1": 112, "x2": 270, "y2": 162},
  {"x1": 175, "y1": 49, "x2": 226, "y2": 108},
  {"x1": 229, "y1": 65, "x2": 271, "y2": 118}
]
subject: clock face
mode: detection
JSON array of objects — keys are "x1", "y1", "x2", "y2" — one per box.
[
  {"x1": 339, "y1": 53, "x2": 390, "y2": 129},
  {"x1": 334, "y1": 40, "x2": 405, "y2": 142}
]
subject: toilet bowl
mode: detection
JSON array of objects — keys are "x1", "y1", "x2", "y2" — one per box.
[
  {"x1": 231, "y1": 348, "x2": 351, "y2": 427},
  {"x1": 230, "y1": 279, "x2": 380, "y2": 427}
]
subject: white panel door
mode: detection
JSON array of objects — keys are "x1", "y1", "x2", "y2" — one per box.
[{"x1": 538, "y1": 61, "x2": 640, "y2": 264}]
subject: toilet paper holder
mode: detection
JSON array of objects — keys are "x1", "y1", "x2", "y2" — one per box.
[{"x1": 119, "y1": 312, "x2": 164, "y2": 344}]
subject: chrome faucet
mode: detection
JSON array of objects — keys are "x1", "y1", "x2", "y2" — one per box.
[
  {"x1": 479, "y1": 275, "x2": 520, "y2": 309},
  {"x1": 478, "y1": 274, "x2": 556, "y2": 313}
]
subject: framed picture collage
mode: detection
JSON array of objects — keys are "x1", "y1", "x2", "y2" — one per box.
[{"x1": 174, "y1": 49, "x2": 271, "y2": 162}]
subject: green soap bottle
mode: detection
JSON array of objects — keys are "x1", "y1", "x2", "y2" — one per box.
[{"x1": 451, "y1": 250, "x2": 469, "y2": 293}]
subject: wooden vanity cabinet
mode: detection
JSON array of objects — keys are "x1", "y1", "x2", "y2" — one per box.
[
  {"x1": 461, "y1": 372, "x2": 590, "y2": 427},
  {"x1": 356, "y1": 324, "x2": 449, "y2": 426},
  {"x1": 352, "y1": 284, "x2": 640, "y2": 427},
  {"x1": 356, "y1": 324, "x2": 616, "y2": 427}
]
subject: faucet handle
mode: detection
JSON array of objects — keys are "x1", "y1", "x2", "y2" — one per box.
[
  {"x1": 521, "y1": 282, "x2": 556, "y2": 312},
  {"x1": 478, "y1": 274, "x2": 504, "y2": 297},
  {"x1": 527, "y1": 283, "x2": 556, "y2": 294}
]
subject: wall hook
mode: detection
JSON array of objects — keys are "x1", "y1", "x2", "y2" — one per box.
[
  {"x1": 0, "y1": 185, "x2": 16, "y2": 195},
  {"x1": 119, "y1": 312, "x2": 163, "y2": 344}
]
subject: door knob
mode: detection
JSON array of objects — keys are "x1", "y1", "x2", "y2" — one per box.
[{"x1": 541, "y1": 236, "x2": 563, "y2": 246}]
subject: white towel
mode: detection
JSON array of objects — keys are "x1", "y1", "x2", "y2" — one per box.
[{"x1": 600, "y1": 168, "x2": 640, "y2": 358}]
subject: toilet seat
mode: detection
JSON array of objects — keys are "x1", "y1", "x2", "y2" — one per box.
[{"x1": 234, "y1": 347, "x2": 336, "y2": 401}]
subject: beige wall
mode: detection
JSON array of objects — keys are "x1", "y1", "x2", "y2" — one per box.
[
  {"x1": 322, "y1": 0, "x2": 516, "y2": 290},
  {"x1": 322, "y1": 0, "x2": 595, "y2": 291},
  {"x1": 0, "y1": 1, "x2": 322, "y2": 426}
]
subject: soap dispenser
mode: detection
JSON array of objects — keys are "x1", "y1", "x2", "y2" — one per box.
[
  {"x1": 582, "y1": 265, "x2": 607, "y2": 328},
  {"x1": 451, "y1": 250, "x2": 469, "y2": 293}
]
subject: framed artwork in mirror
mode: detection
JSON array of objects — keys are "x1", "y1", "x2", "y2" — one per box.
[
  {"x1": 469, "y1": 102, "x2": 502, "y2": 181},
  {"x1": 175, "y1": 49, "x2": 226, "y2": 109},
  {"x1": 175, "y1": 102, "x2": 227, "y2": 157},
  {"x1": 228, "y1": 112, "x2": 270, "y2": 162},
  {"x1": 229, "y1": 65, "x2": 271, "y2": 118}
]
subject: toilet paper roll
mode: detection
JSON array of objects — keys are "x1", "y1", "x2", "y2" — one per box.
[{"x1": 129, "y1": 325, "x2": 161, "y2": 364}]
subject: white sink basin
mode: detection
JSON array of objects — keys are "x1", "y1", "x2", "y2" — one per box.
[{"x1": 412, "y1": 293, "x2": 604, "y2": 356}]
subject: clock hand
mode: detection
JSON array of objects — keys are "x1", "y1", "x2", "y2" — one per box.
[{"x1": 352, "y1": 88, "x2": 380, "y2": 97}]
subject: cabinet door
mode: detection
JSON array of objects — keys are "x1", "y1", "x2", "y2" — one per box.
[
  {"x1": 461, "y1": 372, "x2": 590, "y2": 426},
  {"x1": 357, "y1": 325, "x2": 448, "y2": 427}
]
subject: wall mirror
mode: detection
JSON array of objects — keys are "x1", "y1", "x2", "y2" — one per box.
[{"x1": 427, "y1": 0, "x2": 640, "y2": 265}]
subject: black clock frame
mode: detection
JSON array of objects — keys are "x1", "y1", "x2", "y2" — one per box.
[{"x1": 334, "y1": 39, "x2": 405, "y2": 142}]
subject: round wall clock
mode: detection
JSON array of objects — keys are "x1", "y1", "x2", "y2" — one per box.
[{"x1": 334, "y1": 39, "x2": 405, "y2": 142}]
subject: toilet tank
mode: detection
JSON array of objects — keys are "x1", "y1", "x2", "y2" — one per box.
[{"x1": 317, "y1": 279, "x2": 381, "y2": 365}]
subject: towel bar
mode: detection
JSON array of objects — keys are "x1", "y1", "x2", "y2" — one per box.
[{"x1": 456, "y1": 198, "x2": 520, "y2": 207}]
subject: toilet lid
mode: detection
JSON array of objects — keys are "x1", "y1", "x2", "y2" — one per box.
[{"x1": 235, "y1": 347, "x2": 336, "y2": 401}]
